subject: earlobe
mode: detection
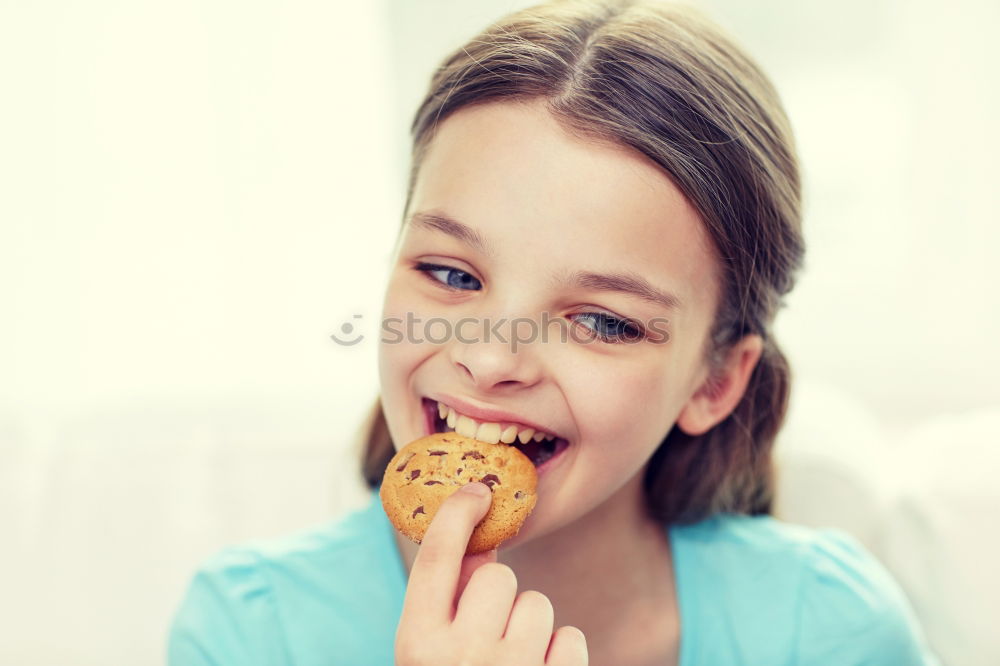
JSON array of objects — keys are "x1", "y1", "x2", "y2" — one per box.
[{"x1": 676, "y1": 334, "x2": 764, "y2": 436}]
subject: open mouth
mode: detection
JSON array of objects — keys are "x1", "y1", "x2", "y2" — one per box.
[{"x1": 422, "y1": 397, "x2": 569, "y2": 469}]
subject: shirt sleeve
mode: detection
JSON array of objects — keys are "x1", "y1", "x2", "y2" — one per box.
[
  {"x1": 794, "y1": 529, "x2": 941, "y2": 666},
  {"x1": 167, "y1": 547, "x2": 291, "y2": 666}
]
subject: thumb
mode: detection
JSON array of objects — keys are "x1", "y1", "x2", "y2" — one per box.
[{"x1": 455, "y1": 547, "x2": 498, "y2": 604}]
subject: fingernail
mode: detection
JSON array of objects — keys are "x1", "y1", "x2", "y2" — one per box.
[{"x1": 460, "y1": 482, "x2": 490, "y2": 497}]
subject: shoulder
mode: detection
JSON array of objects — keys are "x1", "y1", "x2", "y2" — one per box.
[
  {"x1": 168, "y1": 490, "x2": 405, "y2": 666},
  {"x1": 672, "y1": 514, "x2": 938, "y2": 665}
]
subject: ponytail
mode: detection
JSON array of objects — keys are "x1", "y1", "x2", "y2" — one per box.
[
  {"x1": 359, "y1": 397, "x2": 393, "y2": 489},
  {"x1": 643, "y1": 337, "x2": 793, "y2": 524}
]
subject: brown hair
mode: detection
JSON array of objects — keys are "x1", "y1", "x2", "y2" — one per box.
[{"x1": 359, "y1": 0, "x2": 805, "y2": 525}]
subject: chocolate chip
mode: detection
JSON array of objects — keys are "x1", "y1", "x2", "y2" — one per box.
[
  {"x1": 424, "y1": 480, "x2": 442, "y2": 485},
  {"x1": 456, "y1": 467, "x2": 463, "y2": 475},
  {"x1": 514, "y1": 491, "x2": 524, "y2": 500},
  {"x1": 481, "y1": 474, "x2": 501, "y2": 489},
  {"x1": 395, "y1": 452, "x2": 416, "y2": 472},
  {"x1": 409, "y1": 469, "x2": 421, "y2": 480},
  {"x1": 428, "y1": 450, "x2": 448, "y2": 456},
  {"x1": 411, "y1": 505, "x2": 425, "y2": 518},
  {"x1": 462, "y1": 451, "x2": 484, "y2": 460}
]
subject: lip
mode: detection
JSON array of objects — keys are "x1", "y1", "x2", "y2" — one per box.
[
  {"x1": 421, "y1": 395, "x2": 571, "y2": 475},
  {"x1": 427, "y1": 393, "x2": 562, "y2": 438}
]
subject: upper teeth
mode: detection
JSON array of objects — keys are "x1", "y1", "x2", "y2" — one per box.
[{"x1": 437, "y1": 401, "x2": 556, "y2": 445}]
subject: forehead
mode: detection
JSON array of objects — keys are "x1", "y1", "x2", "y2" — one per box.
[{"x1": 408, "y1": 101, "x2": 719, "y2": 311}]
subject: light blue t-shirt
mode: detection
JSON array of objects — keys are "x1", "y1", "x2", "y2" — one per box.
[{"x1": 168, "y1": 488, "x2": 939, "y2": 665}]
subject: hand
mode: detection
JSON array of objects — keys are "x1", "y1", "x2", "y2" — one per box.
[{"x1": 394, "y1": 481, "x2": 588, "y2": 665}]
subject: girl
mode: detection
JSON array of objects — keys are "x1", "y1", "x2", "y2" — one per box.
[{"x1": 169, "y1": 1, "x2": 939, "y2": 664}]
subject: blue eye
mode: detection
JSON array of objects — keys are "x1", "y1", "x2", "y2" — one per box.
[
  {"x1": 571, "y1": 312, "x2": 645, "y2": 344},
  {"x1": 413, "y1": 262, "x2": 482, "y2": 291},
  {"x1": 412, "y1": 261, "x2": 643, "y2": 345}
]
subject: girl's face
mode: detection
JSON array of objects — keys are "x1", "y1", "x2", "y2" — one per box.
[{"x1": 378, "y1": 100, "x2": 722, "y2": 545}]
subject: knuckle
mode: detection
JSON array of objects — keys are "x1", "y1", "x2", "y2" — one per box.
[
  {"x1": 395, "y1": 624, "x2": 413, "y2": 646},
  {"x1": 552, "y1": 625, "x2": 589, "y2": 663},
  {"x1": 473, "y1": 562, "x2": 517, "y2": 586},
  {"x1": 396, "y1": 637, "x2": 446, "y2": 666},
  {"x1": 394, "y1": 644, "x2": 426, "y2": 665},
  {"x1": 394, "y1": 634, "x2": 419, "y2": 661},
  {"x1": 557, "y1": 625, "x2": 587, "y2": 644},
  {"x1": 454, "y1": 652, "x2": 490, "y2": 666},
  {"x1": 413, "y1": 542, "x2": 446, "y2": 568},
  {"x1": 516, "y1": 589, "x2": 553, "y2": 616}
]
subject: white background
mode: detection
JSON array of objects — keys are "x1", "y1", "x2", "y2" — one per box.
[{"x1": 1, "y1": 0, "x2": 997, "y2": 664}]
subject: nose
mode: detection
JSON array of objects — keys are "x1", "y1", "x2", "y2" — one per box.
[{"x1": 447, "y1": 316, "x2": 544, "y2": 391}]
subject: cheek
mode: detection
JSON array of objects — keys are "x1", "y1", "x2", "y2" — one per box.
[
  {"x1": 378, "y1": 271, "x2": 428, "y2": 363},
  {"x1": 570, "y1": 358, "x2": 678, "y2": 458},
  {"x1": 377, "y1": 276, "x2": 431, "y2": 440}
]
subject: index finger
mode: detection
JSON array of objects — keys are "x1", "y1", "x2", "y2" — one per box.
[{"x1": 400, "y1": 482, "x2": 493, "y2": 626}]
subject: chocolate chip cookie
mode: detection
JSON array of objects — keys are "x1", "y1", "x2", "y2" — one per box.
[{"x1": 380, "y1": 432, "x2": 538, "y2": 554}]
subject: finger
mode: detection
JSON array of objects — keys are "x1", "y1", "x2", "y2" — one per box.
[
  {"x1": 454, "y1": 547, "x2": 498, "y2": 605},
  {"x1": 502, "y1": 590, "x2": 554, "y2": 663},
  {"x1": 453, "y1": 561, "x2": 518, "y2": 637},
  {"x1": 399, "y1": 482, "x2": 493, "y2": 627},
  {"x1": 546, "y1": 626, "x2": 588, "y2": 666}
]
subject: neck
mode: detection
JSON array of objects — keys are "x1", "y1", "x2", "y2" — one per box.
[{"x1": 393, "y1": 472, "x2": 680, "y2": 665}]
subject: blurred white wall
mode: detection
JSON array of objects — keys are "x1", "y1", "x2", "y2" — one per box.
[
  {"x1": 0, "y1": 0, "x2": 399, "y2": 417},
  {"x1": 1, "y1": 0, "x2": 998, "y2": 664},
  {"x1": 1, "y1": 1, "x2": 398, "y2": 663}
]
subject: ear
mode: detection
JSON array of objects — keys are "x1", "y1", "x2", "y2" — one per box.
[{"x1": 676, "y1": 334, "x2": 764, "y2": 436}]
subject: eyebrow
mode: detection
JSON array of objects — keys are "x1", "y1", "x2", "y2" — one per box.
[
  {"x1": 406, "y1": 209, "x2": 682, "y2": 311},
  {"x1": 407, "y1": 210, "x2": 496, "y2": 258},
  {"x1": 565, "y1": 270, "x2": 682, "y2": 311}
]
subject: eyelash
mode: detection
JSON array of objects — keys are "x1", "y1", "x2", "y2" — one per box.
[{"x1": 411, "y1": 261, "x2": 646, "y2": 344}]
